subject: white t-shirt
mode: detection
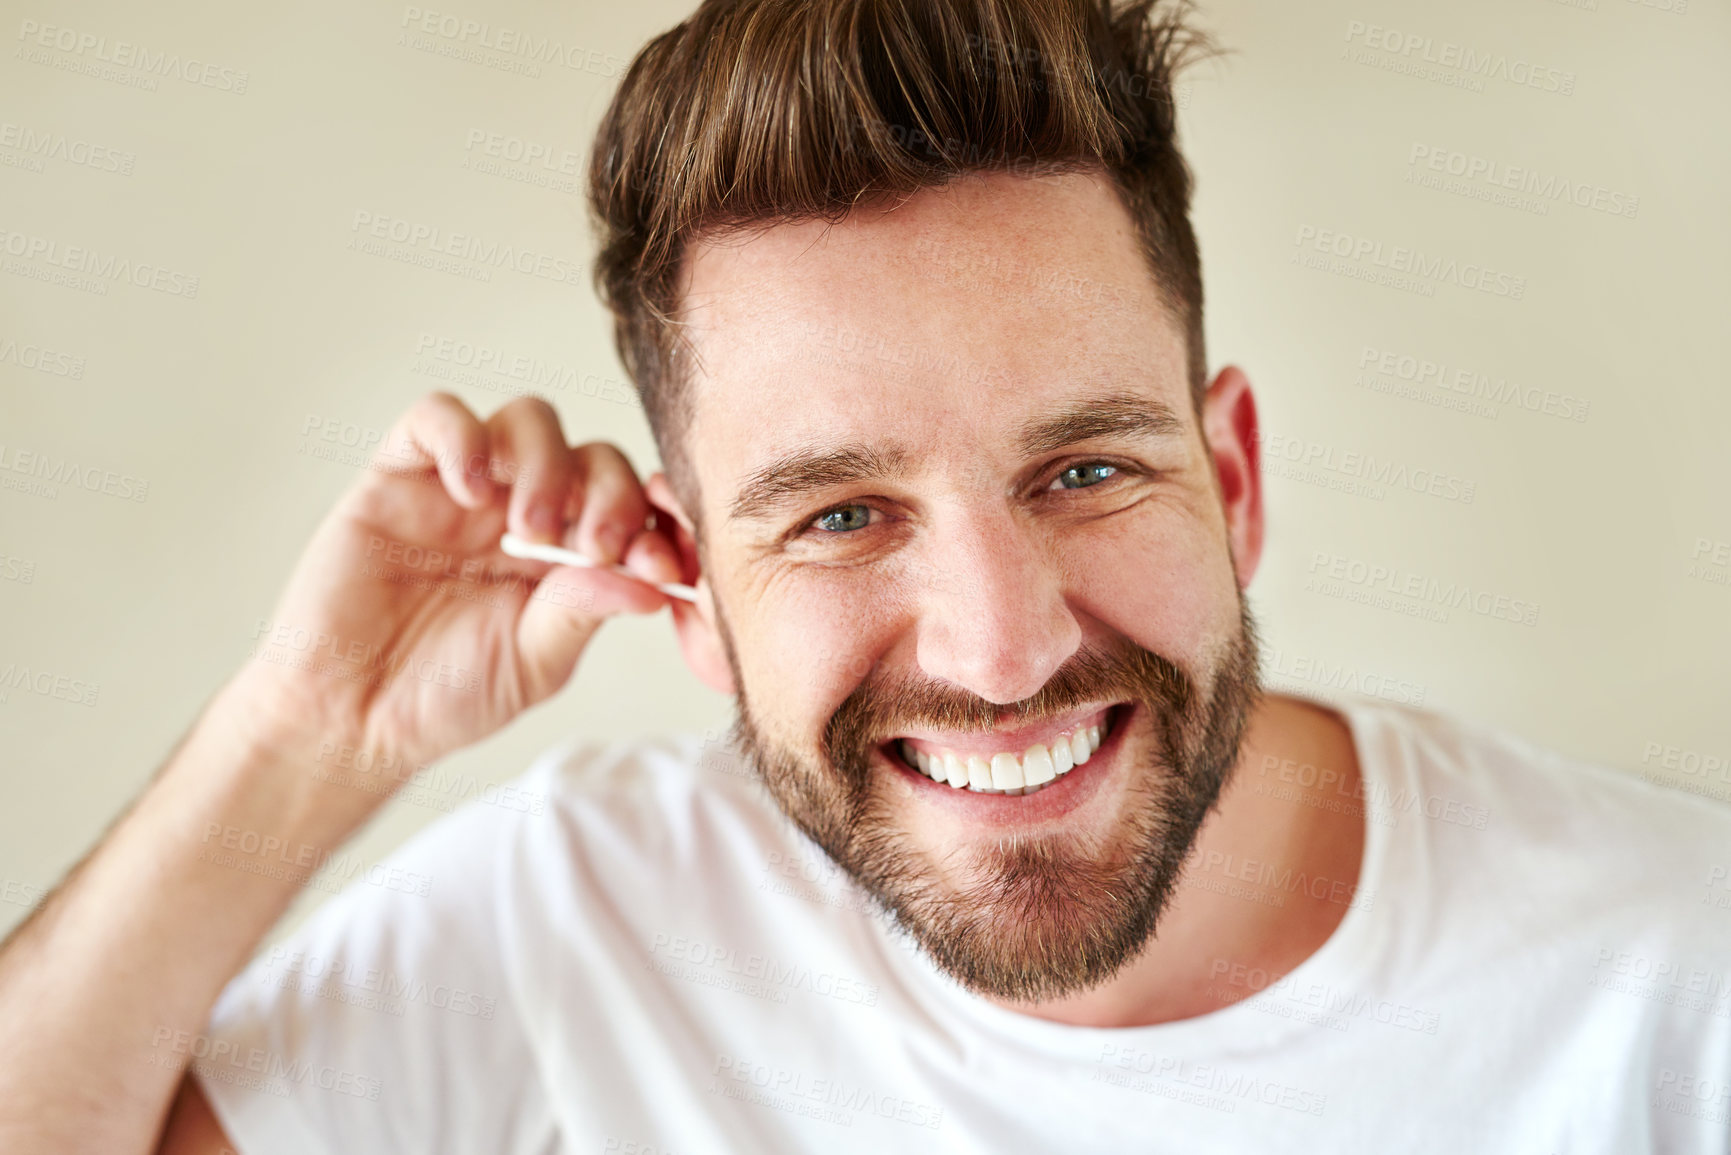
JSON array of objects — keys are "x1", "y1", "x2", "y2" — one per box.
[{"x1": 195, "y1": 697, "x2": 1731, "y2": 1153}]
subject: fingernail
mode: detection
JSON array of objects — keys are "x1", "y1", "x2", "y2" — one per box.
[{"x1": 528, "y1": 500, "x2": 560, "y2": 536}]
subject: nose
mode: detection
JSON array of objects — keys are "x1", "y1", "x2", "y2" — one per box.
[{"x1": 912, "y1": 509, "x2": 1082, "y2": 706}]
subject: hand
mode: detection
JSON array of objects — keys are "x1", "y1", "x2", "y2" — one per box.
[{"x1": 220, "y1": 392, "x2": 686, "y2": 804}]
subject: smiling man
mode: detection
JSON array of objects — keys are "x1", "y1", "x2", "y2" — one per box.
[{"x1": 2, "y1": 1, "x2": 1728, "y2": 1153}]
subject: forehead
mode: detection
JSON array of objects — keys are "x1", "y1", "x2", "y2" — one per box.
[{"x1": 672, "y1": 169, "x2": 1191, "y2": 512}]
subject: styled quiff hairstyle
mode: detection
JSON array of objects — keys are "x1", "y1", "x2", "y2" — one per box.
[{"x1": 588, "y1": 0, "x2": 1215, "y2": 537}]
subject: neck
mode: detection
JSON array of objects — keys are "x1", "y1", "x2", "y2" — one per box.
[{"x1": 988, "y1": 692, "x2": 1367, "y2": 1028}]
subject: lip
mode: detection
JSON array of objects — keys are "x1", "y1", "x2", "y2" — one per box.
[{"x1": 874, "y1": 701, "x2": 1135, "y2": 829}]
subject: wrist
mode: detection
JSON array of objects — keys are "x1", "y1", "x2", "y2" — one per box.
[{"x1": 158, "y1": 672, "x2": 383, "y2": 849}]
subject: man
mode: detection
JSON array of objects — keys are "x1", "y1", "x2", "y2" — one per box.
[{"x1": 2, "y1": 0, "x2": 1726, "y2": 1151}]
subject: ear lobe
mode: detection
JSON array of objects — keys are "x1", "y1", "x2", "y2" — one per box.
[
  {"x1": 1199, "y1": 366, "x2": 1265, "y2": 589},
  {"x1": 645, "y1": 472, "x2": 737, "y2": 696}
]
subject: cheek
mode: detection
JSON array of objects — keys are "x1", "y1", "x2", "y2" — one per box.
[
  {"x1": 1060, "y1": 511, "x2": 1239, "y2": 663},
  {"x1": 735, "y1": 571, "x2": 901, "y2": 733}
]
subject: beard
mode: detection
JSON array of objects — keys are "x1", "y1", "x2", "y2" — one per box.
[{"x1": 713, "y1": 597, "x2": 1263, "y2": 1004}]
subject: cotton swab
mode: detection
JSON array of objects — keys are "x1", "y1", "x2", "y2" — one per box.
[{"x1": 499, "y1": 532, "x2": 699, "y2": 603}]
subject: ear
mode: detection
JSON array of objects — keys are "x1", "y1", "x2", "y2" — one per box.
[
  {"x1": 1199, "y1": 365, "x2": 1264, "y2": 590},
  {"x1": 644, "y1": 471, "x2": 737, "y2": 696}
]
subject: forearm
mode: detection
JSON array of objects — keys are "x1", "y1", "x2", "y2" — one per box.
[{"x1": 0, "y1": 677, "x2": 364, "y2": 1154}]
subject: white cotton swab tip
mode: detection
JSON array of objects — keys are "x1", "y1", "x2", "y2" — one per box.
[{"x1": 499, "y1": 532, "x2": 699, "y2": 603}]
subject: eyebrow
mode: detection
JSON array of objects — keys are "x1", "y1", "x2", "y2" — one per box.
[
  {"x1": 1015, "y1": 392, "x2": 1187, "y2": 456},
  {"x1": 726, "y1": 391, "x2": 1187, "y2": 524}
]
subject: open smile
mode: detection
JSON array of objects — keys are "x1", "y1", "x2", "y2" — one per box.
[{"x1": 876, "y1": 701, "x2": 1133, "y2": 799}]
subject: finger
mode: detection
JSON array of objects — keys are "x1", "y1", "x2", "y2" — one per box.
[
  {"x1": 374, "y1": 392, "x2": 495, "y2": 509},
  {"x1": 513, "y1": 563, "x2": 670, "y2": 702},
  {"x1": 485, "y1": 397, "x2": 576, "y2": 542},
  {"x1": 567, "y1": 442, "x2": 651, "y2": 567},
  {"x1": 621, "y1": 523, "x2": 687, "y2": 591}
]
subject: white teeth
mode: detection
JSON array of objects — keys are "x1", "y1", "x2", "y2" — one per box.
[
  {"x1": 966, "y1": 757, "x2": 994, "y2": 791},
  {"x1": 1069, "y1": 730, "x2": 1092, "y2": 766},
  {"x1": 894, "y1": 714, "x2": 1112, "y2": 796},
  {"x1": 1022, "y1": 744, "x2": 1055, "y2": 788},
  {"x1": 907, "y1": 744, "x2": 934, "y2": 782}
]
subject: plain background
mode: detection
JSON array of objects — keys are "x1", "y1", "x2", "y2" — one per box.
[{"x1": 1, "y1": 0, "x2": 1726, "y2": 944}]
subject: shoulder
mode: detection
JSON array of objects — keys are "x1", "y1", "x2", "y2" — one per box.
[
  {"x1": 1345, "y1": 698, "x2": 1731, "y2": 945},
  {"x1": 1356, "y1": 698, "x2": 1731, "y2": 848},
  {"x1": 521, "y1": 725, "x2": 794, "y2": 864},
  {"x1": 499, "y1": 727, "x2": 834, "y2": 938}
]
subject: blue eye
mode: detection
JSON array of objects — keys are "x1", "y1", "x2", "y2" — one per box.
[
  {"x1": 1053, "y1": 462, "x2": 1118, "y2": 490},
  {"x1": 813, "y1": 504, "x2": 874, "y2": 533}
]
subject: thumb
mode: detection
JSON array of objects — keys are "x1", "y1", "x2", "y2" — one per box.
[{"x1": 512, "y1": 541, "x2": 678, "y2": 703}]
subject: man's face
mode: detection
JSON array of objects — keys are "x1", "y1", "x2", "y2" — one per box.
[{"x1": 665, "y1": 168, "x2": 1264, "y2": 1004}]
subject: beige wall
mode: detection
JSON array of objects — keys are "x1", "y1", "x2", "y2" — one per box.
[{"x1": 2, "y1": 0, "x2": 1726, "y2": 941}]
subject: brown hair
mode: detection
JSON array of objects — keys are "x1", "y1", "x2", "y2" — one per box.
[{"x1": 588, "y1": 0, "x2": 1216, "y2": 536}]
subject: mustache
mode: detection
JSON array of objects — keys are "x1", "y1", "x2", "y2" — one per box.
[{"x1": 822, "y1": 637, "x2": 1197, "y2": 791}]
